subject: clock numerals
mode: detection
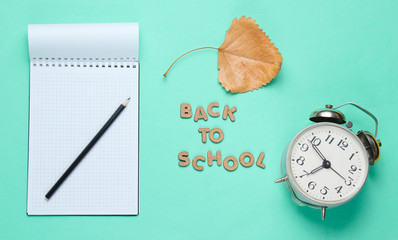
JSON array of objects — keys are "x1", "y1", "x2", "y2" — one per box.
[
  {"x1": 345, "y1": 176, "x2": 354, "y2": 186},
  {"x1": 300, "y1": 143, "x2": 309, "y2": 152},
  {"x1": 348, "y1": 165, "x2": 357, "y2": 174},
  {"x1": 308, "y1": 136, "x2": 321, "y2": 146},
  {"x1": 308, "y1": 181, "x2": 316, "y2": 190},
  {"x1": 296, "y1": 156, "x2": 305, "y2": 165},
  {"x1": 325, "y1": 135, "x2": 335, "y2": 144},
  {"x1": 287, "y1": 124, "x2": 369, "y2": 206},
  {"x1": 320, "y1": 186, "x2": 329, "y2": 195},
  {"x1": 337, "y1": 139, "x2": 349, "y2": 150}
]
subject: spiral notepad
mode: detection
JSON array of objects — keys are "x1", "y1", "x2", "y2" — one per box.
[{"x1": 27, "y1": 23, "x2": 139, "y2": 215}]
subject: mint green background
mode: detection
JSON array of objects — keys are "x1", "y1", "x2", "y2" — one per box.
[{"x1": 1, "y1": 0, "x2": 397, "y2": 239}]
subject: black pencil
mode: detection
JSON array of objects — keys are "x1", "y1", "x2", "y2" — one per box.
[{"x1": 45, "y1": 97, "x2": 131, "y2": 200}]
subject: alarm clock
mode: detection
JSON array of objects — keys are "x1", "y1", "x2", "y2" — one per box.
[{"x1": 275, "y1": 102, "x2": 381, "y2": 220}]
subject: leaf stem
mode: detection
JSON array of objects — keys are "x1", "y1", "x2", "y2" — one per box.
[{"x1": 163, "y1": 47, "x2": 218, "y2": 77}]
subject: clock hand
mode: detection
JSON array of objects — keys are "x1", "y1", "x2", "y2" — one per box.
[
  {"x1": 311, "y1": 144, "x2": 327, "y2": 162},
  {"x1": 312, "y1": 143, "x2": 346, "y2": 181},
  {"x1": 299, "y1": 170, "x2": 309, "y2": 178},
  {"x1": 311, "y1": 143, "x2": 332, "y2": 168},
  {"x1": 330, "y1": 167, "x2": 346, "y2": 181},
  {"x1": 299, "y1": 164, "x2": 324, "y2": 178}
]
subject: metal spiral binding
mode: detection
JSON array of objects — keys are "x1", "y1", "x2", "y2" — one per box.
[{"x1": 31, "y1": 57, "x2": 137, "y2": 68}]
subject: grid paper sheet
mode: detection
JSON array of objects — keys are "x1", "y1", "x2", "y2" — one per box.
[{"x1": 27, "y1": 23, "x2": 139, "y2": 215}]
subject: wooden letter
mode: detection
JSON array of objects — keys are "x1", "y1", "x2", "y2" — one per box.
[
  {"x1": 207, "y1": 102, "x2": 220, "y2": 117},
  {"x1": 239, "y1": 152, "x2": 254, "y2": 167},
  {"x1": 208, "y1": 151, "x2": 222, "y2": 166},
  {"x1": 223, "y1": 156, "x2": 238, "y2": 171},
  {"x1": 193, "y1": 155, "x2": 206, "y2": 171},
  {"x1": 222, "y1": 105, "x2": 237, "y2": 122},
  {"x1": 194, "y1": 106, "x2": 208, "y2": 122},
  {"x1": 198, "y1": 128, "x2": 210, "y2": 143},
  {"x1": 180, "y1": 103, "x2": 192, "y2": 118},
  {"x1": 209, "y1": 128, "x2": 224, "y2": 143},
  {"x1": 256, "y1": 152, "x2": 266, "y2": 168},
  {"x1": 178, "y1": 151, "x2": 190, "y2": 167}
]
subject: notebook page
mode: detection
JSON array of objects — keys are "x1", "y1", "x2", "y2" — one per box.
[
  {"x1": 28, "y1": 23, "x2": 139, "y2": 60},
  {"x1": 27, "y1": 23, "x2": 139, "y2": 215},
  {"x1": 28, "y1": 63, "x2": 139, "y2": 215}
]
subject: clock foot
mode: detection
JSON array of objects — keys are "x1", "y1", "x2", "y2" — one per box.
[
  {"x1": 274, "y1": 176, "x2": 288, "y2": 183},
  {"x1": 322, "y1": 206, "x2": 327, "y2": 220}
]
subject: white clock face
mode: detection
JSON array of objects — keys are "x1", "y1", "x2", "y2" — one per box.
[{"x1": 286, "y1": 123, "x2": 369, "y2": 206}]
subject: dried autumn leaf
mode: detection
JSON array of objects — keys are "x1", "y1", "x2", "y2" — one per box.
[
  {"x1": 163, "y1": 16, "x2": 283, "y2": 93},
  {"x1": 218, "y1": 16, "x2": 283, "y2": 93}
]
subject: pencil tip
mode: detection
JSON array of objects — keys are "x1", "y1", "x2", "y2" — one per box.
[{"x1": 122, "y1": 97, "x2": 131, "y2": 106}]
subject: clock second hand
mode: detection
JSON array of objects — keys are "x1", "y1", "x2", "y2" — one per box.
[
  {"x1": 330, "y1": 167, "x2": 346, "y2": 181},
  {"x1": 311, "y1": 143, "x2": 347, "y2": 182}
]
